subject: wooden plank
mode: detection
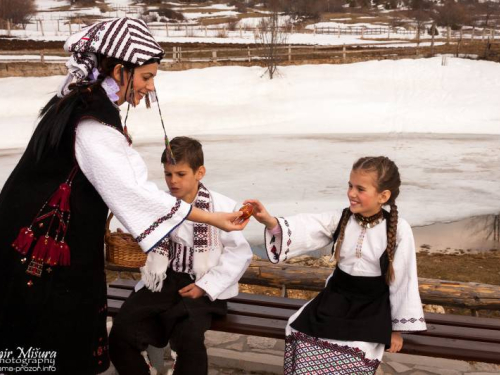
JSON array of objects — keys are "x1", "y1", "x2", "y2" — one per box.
[
  {"x1": 230, "y1": 292, "x2": 305, "y2": 310},
  {"x1": 109, "y1": 278, "x2": 138, "y2": 289},
  {"x1": 425, "y1": 312, "x2": 500, "y2": 331},
  {"x1": 420, "y1": 323, "x2": 500, "y2": 344},
  {"x1": 107, "y1": 286, "x2": 133, "y2": 300},
  {"x1": 211, "y1": 314, "x2": 286, "y2": 339},
  {"x1": 227, "y1": 302, "x2": 292, "y2": 321},
  {"x1": 402, "y1": 334, "x2": 500, "y2": 363}
]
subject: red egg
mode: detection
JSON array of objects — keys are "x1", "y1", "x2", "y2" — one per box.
[{"x1": 238, "y1": 203, "x2": 254, "y2": 220}]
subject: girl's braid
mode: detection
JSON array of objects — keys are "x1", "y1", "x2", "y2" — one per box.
[{"x1": 386, "y1": 203, "x2": 399, "y2": 283}]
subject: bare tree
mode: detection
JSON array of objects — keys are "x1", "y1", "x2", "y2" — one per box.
[
  {"x1": 433, "y1": 0, "x2": 469, "y2": 31},
  {"x1": 255, "y1": 4, "x2": 289, "y2": 80},
  {"x1": 408, "y1": 0, "x2": 433, "y2": 43},
  {"x1": 476, "y1": 1, "x2": 500, "y2": 28},
  {"x1": 0, "y1": 0, "x2": 36, "y2": 29}
]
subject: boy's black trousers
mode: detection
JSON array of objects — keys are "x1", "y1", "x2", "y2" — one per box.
[{"x1": 109, "y1": 269, "x2": 227, "y2": 375}]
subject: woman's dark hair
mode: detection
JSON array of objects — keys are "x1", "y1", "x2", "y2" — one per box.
[{"x1": 32, "y1": 55, "x2": 158, "y2": 162}]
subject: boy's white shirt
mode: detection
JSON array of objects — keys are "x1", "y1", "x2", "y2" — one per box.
[
  {"x1": 169, "y1": 190, "x2": 253, "y2": 301},
  {"x1": 75, "y1": 120, "x2": 253, "y2": 300}
]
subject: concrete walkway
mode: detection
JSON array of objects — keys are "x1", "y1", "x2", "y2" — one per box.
[{"x1": 103, "y1": 330, "x2": 500, "y2": 374}]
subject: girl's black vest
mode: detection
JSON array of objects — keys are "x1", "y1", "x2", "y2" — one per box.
[
  {"x1": 0, "y1": 87, "x2": 123, "y2": 374},
  {"x1": 290, "y1": 209, "x2": 393, "y2": 347}
]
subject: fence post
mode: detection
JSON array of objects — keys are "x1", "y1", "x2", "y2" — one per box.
[
  {"x1": 39, "y1": 19, "x2": 45, "y2": 37},
  {"x1": 470, "y1": 26, "x2": 475, "y2": 42},
  {"x1": 68, "y1": 21, "x2": 72, "y2": 35},
  {"x1": 179, "y1": 47, "x2": 182, "y2": 62},
  {"x1": 447, "y1": 26, "x2": 450, "y2": 45},
  {"x1": 173, "y1": 47, "x2": 177, "y2": 62},
  {"x1": 482, "y1": 28, "x2": 485, "y2": 42},
  {"x1": 431, "y1": 27, "x2": 435, "y2": 55},
  {"x1": 239, "y1": 24, "x2": 242, "y2": 38},
  {"x1": 205, "y1": 26, "x2": 208, "y2": 37},
  {"x1": 40, "y1": 51, "x2": 45, "y2": 63},
  {"x1": 288, "y1": 44, "x2": 291, "y2": 62},
  {"x1": 361, "y1": 28, "x2": 364, "y2": 39},
  {"x1": 313, "y1": 25, "x2": 316, "y2": 35},
  {"x1": 338, "y1": 26, "x2": 341, "y2": 38},
  {"x1": 491, "y1": 28, "x2": 495, "y2": 39},
  {"x1": 165, "y1": 24, "x2": 169, "y2": 37},
  {"x1": 212, "y1": 51, "x2": 217, "y2": 62},
  {"x1": 343, "y1": 44, "x2": 346, "y2": 62},
  {"x1": 57, "y1": 19, "x2": 60, "y2": 32},
  {"x1": 185, "y1": 25, "x2": 188, "y2": 37},
  {"x1": 7, "y1": 19, "x2": 11, "y2": 36},
  {"x1": 388, "y1": 28, "x2": 390, "y2": 39}
]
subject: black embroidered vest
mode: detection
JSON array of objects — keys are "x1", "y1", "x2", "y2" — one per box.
[{"x1": 0, "y1": 87, "x2": 123, "y2": 374}]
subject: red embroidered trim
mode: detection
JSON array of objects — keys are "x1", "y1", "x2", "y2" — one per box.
[
  {"x1": 392, "y1": 317, "x2": 426, "y2": 324},
  {"x1": 286, "y1": 331, "x2": 381, "y2": 369},
  {"x1": 135, "y1": 199, "x2": 181, "y2": 243}
]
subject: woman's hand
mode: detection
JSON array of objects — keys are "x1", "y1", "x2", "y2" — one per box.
[
  {"x1": 387, "y1": 332, "x2": 403, "y2": 353},
  {"x1": 179, "y1": 283, "x2": 205, "y2": 299},
  {"x1": 188, "y1": 209, "x2": 249, "y2": 232},
  {"x1": 208, "y1": 211, "x2": 250, "y2": 232},
  {"x1": 243, "y1": 199, "x2": 278, "y2": 230}
]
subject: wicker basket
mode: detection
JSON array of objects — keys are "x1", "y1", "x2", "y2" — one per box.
[{"x1": 105, "y1": 213, "x2": 147, "y2": 268}]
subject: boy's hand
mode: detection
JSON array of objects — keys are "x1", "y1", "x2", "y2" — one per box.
[
  {"x1": 387, "y1": 332, "x2": 403, "y2": 353},
  {"x1": 179, "y1": 283, "x2": 205, "y2": 299},
  {"x1": 243, "y1": 199, "x2": 278, "y2": 230}
]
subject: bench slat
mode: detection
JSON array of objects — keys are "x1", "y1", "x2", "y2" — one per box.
[
  {"x1": 211, "y1": 314, "x2": 286, "y2": 339},
  {"x1": 403, "y1": 334, "x2": 500, "y2": 363},
  {"x1": 424, "y1": 312, "x2": 500, "y2": 331}
]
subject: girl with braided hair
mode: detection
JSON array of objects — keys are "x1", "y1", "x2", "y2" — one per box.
[{"x1": 246, "y1": 156, "x2": 426, "y2": 375}]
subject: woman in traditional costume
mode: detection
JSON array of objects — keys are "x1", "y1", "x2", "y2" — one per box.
[
  {"x1": 0, "y1": 18, "x2": 246, "y2": 375},
  {"x1": 247, "y1": 156, "x2": 426, "y2": 374}
]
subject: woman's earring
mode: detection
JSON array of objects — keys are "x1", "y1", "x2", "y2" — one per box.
[
  {"x1": 120, "y1": 66, "x2": 125, "y2": 86},
  {"x1": 145, "y1": 92, "x2": 151, "y2": 109}
]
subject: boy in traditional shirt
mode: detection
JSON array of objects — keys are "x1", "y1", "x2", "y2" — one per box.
[{"x1": 110, "y1": 137, "x2": 253, "y2": 375}]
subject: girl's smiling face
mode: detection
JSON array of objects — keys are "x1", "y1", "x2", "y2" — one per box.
[{"x1": 347, "y1": 169, "x2": 391, "y2": 217}]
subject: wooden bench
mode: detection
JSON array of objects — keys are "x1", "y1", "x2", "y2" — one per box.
[{"x1": 107, "y1": 278, "x2": 500, "y2": 365}]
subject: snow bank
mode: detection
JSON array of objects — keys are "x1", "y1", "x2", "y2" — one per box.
[{"x1": 0, "y1": 57, "x2": 499, "y2": 151}]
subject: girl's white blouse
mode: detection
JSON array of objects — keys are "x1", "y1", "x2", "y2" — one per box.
[{"x1": 265, "y1": 210, "x2": 427, "y2": 360}]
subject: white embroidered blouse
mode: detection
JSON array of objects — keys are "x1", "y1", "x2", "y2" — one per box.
[
  {"x1": 74, "y1": 120, "x2": 192, "y2": 253},
  {"x1": 265, "y1": 210, "x2": 427, "y2": 333}
]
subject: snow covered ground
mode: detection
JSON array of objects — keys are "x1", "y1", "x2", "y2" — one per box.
[
  {"x1": 1, "y1": 57, "x2": 499, "y2": 148},
  {"x1": 0, "y1": 57, "x2": 499, "y2": 245}
]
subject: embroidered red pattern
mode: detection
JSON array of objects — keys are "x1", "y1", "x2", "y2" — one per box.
[{"x1": 135, "y1": 199, "x2": 181, "y2": 243}]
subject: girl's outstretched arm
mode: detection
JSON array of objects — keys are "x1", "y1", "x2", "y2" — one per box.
[
  {"x1": 244, "y1": 199, "x2": 277, "y2": 229},
  {"x1": 245, "y1": 199, "x2": 342, "y2": 264}
]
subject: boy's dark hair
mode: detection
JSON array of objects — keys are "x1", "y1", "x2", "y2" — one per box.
[{"x1": 161, "y1": 136, "x2": 204, "y2": 171}]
